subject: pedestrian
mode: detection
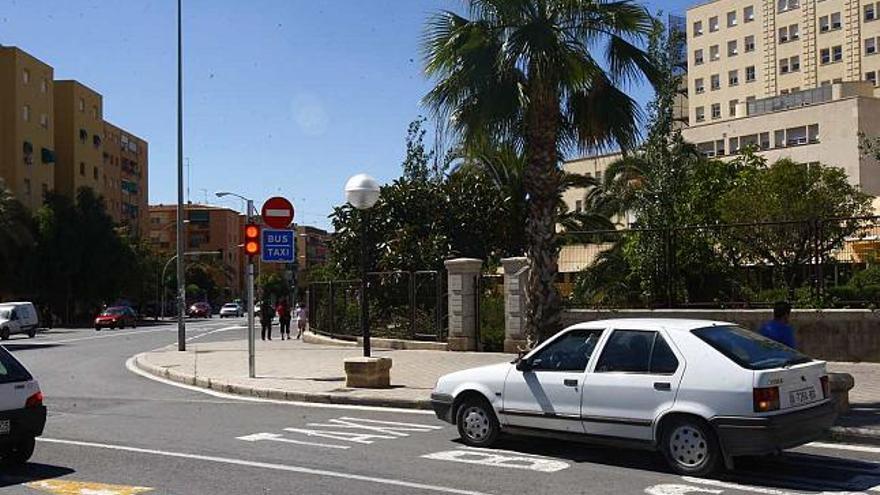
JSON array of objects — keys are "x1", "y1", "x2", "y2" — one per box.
[
  {"x1": 758, "y1": 301, "x2": 796, "y2": 348},
  {"x1": 277, "y1": 298, "x2": 291, "y2": 340},
  {"x1": 260, "y1": 300, "x2": 274, "y2": 341},
  {"x1": 295, "y1": 303, "x2": 308, "y2": 339}
]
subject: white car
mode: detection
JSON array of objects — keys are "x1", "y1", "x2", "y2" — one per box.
[
  {"x1": 0, "y1": 302, "x2": 40, "y2": 340},
  {"x1": 219, "y1": 303, "x2": 243, "y2": 318},
  {"x1": 431, "y1": 319, "x2": 836, "y2": 476},
  {"x1": 0, "y1": 345, "x2": 45, "y2": 465}
]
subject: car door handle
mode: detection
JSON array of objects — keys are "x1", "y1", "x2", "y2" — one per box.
[
  {"x1": 654, "y1": 382, "x2": 671, "y2": 391},
  {"x1": 563, "y1": 379, "x2": 579, "y2": 387}
]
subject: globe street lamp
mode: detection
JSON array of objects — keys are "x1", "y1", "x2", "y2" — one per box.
[{"x1": 345, "y1": 174, "x2": 380, "y2": 357}]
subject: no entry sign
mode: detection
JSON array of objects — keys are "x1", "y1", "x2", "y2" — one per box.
[{"x1": 261, "y1": 196, "x2": 294, "y2": 229}]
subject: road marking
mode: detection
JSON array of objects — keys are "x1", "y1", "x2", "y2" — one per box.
[
  {"x1": 807, "y1": 442, "x2": 880, "y2": 454},
  {"x1": 28, "y1": 327, "x2": 176, "y2": 345},
  {"x1": 305, "y1": 417, "x2": 443, "y2": 437},
  {"x1": 125, "y1": 356, "x2": 434, "y2": 414},
  {"x1": 26, "y1": 479, "x2": 152, "y2": 495},
  {"x1": 421, "y1": 449, "x2": 570, "y2": 473},
  {"x1": 284, "y1": 427, "x2": 398, "y2": 444},
  {"x1": 682, "y1": 475, "x2": 880, "y2": 494},
  {"x1": 236, "y1": 432, "x2": 350, "y2": 450},
  {"x1": 644, "y1": 484, "x2": 723, "y2": 495},
  {"x1": 185, "y1": 325, "x2": 244, "y2": 343},
  {"x1": 36, "y1": 438, "x2": 495, "y2": 495}
]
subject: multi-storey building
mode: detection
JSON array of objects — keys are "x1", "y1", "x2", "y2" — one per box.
[
  {"x1": 0, "y1": 46, "x2": 56, "y2": 211},
  {"x1": 148, "y1": 204, "x2": 244, "y2": 301},
  {"x1": 103, "y1": 122, "x2": 148, "y2": 236},
  {"x1": 684, "y1": 0, "x2": 880, "y2": 194},
  {"x1": 53, "y1": 80, "x2": 105, "y2": 201}
]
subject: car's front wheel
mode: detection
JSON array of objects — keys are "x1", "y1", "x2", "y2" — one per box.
[
  {"x1": 0, "y1": 327, "x2": 9, "y2": 340},
  {"x1": 2, "y1": 437, "x2": 35, "y2": 465},
  {"x1": 456, "y1": 396, "x2": 500, "y2": 448},
  {"x1": 661, "y1": 417, "x2": 722, "y2": 477}
]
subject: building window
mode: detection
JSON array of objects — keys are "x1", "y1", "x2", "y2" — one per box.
[
  {"x1": 40, "y1": 78, "x2": 47, "y2": 93},
  {"x1": 24, "y1": 179, "x2": 31, "y2": 196},
  {"x1": 711, "y1": 103, "x2": 721, "y2": 119},
  {"x1": 694, "y1": 49, "x2": 704, "y2": 65},
  {"x1": 711, "y1": 74, "x2": 721, "y2": 90},
  {"x1": 867, "y1": 37, "x2": 877, "y2": 55},
  {"x1": 693, "y1": 20, "x2": 703, "y2": 36},
  {"x1": 832, "y1": 45, "x2": 843, "y2": 62},
  {"x1": 831, "y1": 12, "x2": 841, "y2": 29},
  {"x1": 22, "y1": 69, "x2": 30, "y2": 84},
  {"x1": 745, "y1": 35, "x2": 756, "y2": 52},
  {"x1": 727, "y1": 11, "x2": 737, "y2": 27},
  {"x1": 39, "y1": 113, "x2": 48, "y2": 128},
  {"x1": 93, "y1": 166, "x2": 98, "y2": 180},
  {"x1": 92, "y1": 106, "x2": 98, "y2": 119},
  {"x1": 868, "y1": 71, "x2": 878, "y2": 85},
  {"x1": 789, "y1": 24, "x2": 799, "y2": 40},
  {"x1": 779, "y1": 58, "x2": 790, "y2": 74},
  {"x1": 778, "y1": 0, "x2": 799, "y2": 13},
  {"x1": 728, "y1": 40, "x2": 738, "y2": 56},
  {"x1": 709, "y1": 16, "x2": 719, "y2": 32},
  {"x1": 22, "y1": 104, "x2": 30, "y2": 122},
  {"x1": 695, "y1": 106, "x2": 705, "y2": 122},
  {"x1": 710, "y1": 44, "x2": 720, "y2": 61},
  {"x1": 746, "y1": 65, "x2": 756, "y2": 82},
  {"x1": 729, "y1": 69, "x2": 739, "y2": 86},
  {"x1": 779, "y1": 26, "x2": 788, "y2": 42},
  {"x1": 80, "y1": 162, "x2": 85, "y2": 176},
  {"x1": 790, "y1": 55, "x2": 800, "y2": 71},
  {"x1": 867, "y1": 3, "x2": 877, "y2": 21},
  {"x1": 79, "y1": 128, "x2": 88, "y2": 142},
  {"x1": 729, "y1": 99, "x2": 739, "y2": 117},
  {"x1": 93, "y1": 134, "x2": 102, "y2": 148},
  {"x1": 695, "y1": 77, "x2": 705, "y2": 93},
  {"x1": 78, "y1": 98, "x2": 85, "y2": 112},
  {"x1": 820, "y1": 48, "x2": 830, "y2": 64},
  {"x1": 744, "y1": 5, "x2": 755, "y2": 22}
]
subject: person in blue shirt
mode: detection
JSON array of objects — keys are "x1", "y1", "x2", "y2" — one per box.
[{"x1": 759, "y1": 301, "x2": 796, "y2": 348}]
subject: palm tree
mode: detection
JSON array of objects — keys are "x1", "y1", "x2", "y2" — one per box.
[{"x1": 423, "y1": 0, "x2": 658, "y2": 342}]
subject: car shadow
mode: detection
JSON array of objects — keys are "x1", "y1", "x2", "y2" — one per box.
[
  {"x1": 457, "y1": 436, "x2": 880, "y2": 492},
  {"x1": 3, "y1": 343, "x2": 62, "y2": 351},
  {"x1": 0, "y1": 462, "x2": 75, "y2": 488}
]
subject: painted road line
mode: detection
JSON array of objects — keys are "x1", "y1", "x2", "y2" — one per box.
[
  {"x1": 682, "y1": 475, "x2": 880, "y2": 495},
  {"x1": 124, "y1": 356, "x2": 434, "y2": 414},
  {"x1": 457, "y1": 445, "x2": 567, "y2": 459},
  {"x1": 37, "y1": 438, "x2": 495, "y2": 495},
  {"x1": 27, "y1": 479, "x2": 153, "y2": 495},
  {"x1": 237, "y1": 432, "x2": 351, "y2": 450},
  {"x1": 305, "y1": 417, "x2": 443, "y2": 437},
  {"x1": 644, "y1": 484, "x2": 723, "y2": 495},
  {"x1": 421, "y1": 449, "x2": 570, "y2": 473},
  {"x1": 26, "y1": 327, "x2": 177, "y2": 346},
  {"x1": 284, "y1": 427, "x2": 398, "y2": 444},
  {"x1": 185, "y1": 325, "x2": 244, "y2": 343},
  {"x1": 807, "y1": 442, "x2": 880, "y2": 455}
]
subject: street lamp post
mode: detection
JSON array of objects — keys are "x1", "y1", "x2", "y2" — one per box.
[
  {"x1": 160, "y1": 250, "x2": 221, "y2": 319},
  {"x1": 344, "y1": 174, "x2": 380, "y2": 358},
  {"x1": 216, "y1": 191, "x2": 256, "y2": 378},
  {"x1": 176, "y1": 0, "x2": 185, "y2": 351}
]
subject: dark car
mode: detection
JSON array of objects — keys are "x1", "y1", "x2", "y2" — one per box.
[
  {"x1": 188, "y1": 302, "x2": 212, "y2": 318},
  {"x1": 94, "y1": 306, "x2": 137, "y2": 330}
]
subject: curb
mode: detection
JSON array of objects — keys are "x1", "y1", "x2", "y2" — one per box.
[
  {"x1": 302, "y1": 331, "x2": 448, "y2": 351},
  {"x1": 131, "y1": 352, "x2": 432, "y2": 410},
  {"x1": 826, "y1": 426, "x2": 880, "y2": 447}
]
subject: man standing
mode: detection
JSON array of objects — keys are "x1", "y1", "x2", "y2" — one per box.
[
  {"x1": 759, "y1": 301, "x2": 796, "y2": 348},
  {"x1": 277, "y1": 299, "x2": 291, "y2": 340},
  {"x1": 260, "y1": 300, "x2": 274, "y2": 341}
]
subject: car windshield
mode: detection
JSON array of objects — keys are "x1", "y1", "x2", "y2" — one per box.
[
  {"x1": 103, "y1": 308, "x2": 125, "y2": 315},
  {"x1": 692, "y1": 325, "x2": 812, "y2": 370},
  {"x1": 0, "y1": 346, "x2": 32, "y2": 383},
  {"x1": 0, "y1": 309, "x2": 10, "y2": 320}
]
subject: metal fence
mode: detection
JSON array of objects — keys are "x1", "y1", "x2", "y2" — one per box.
[
  {"x1": 560, "y1": 216, "x2": 880, "y2": 309},
  {"x1": 308, "y1": 270, "x2": 446, "y2": 342}
]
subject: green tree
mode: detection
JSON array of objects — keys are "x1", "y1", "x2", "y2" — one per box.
[
  {"x1": 423, "y1": 0, "x2": 658, "y2": 342},
  {"x1": 0, "y1": 180, "x2": 34, "y2": 298}
]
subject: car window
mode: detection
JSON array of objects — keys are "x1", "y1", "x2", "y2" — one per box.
[
  {"x1": 0, "y1": 309, "x2": 10, "y2": 320},
  {"x1": 529, "y1": 329, "x2": 603, "y2": 372},
  {"x1": 595, "y1": 330, "x2": 679, "y2": 374},
  {"x1": 692, "y1": 325, "x2": 811, "y2": 370},
  {"x1": 0, "y1": 347, "x2": 32, "y2": 384}
]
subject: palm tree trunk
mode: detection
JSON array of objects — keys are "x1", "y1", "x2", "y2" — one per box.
[{"x1": 523, "y1": 84, "x2": 562, "y2": 344}]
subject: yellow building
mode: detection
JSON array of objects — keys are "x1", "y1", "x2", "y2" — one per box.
[
  {"x1": 103, "y1": 122, "x2": 149, "y2": 236},
  {"x1": 53, "y1": 80, "x2": 105, "y2": 201},
  {"x1": 0, "y1": 46, "x2": 55, "y2": 211}
]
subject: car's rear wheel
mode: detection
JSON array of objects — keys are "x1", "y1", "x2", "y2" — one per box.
[
  {"x1": 661, "y1": 417, "x2": 721, "y2": 476},
  {"x1": 0, "y1": 327, "x2": 9, "y2": 340},
  {"x1": 2, "y1": 437, "x2": 35, "y2": 465},
  {"x1": 27, "y1": 328, "x2": 36, "y2": 338},
  {"x1": 456, "y1": 396, "x2": 500, "y2": 448}
]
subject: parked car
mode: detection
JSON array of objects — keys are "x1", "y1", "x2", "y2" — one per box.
[
  {"x1": 219, "y1": 303, "x2": 243, "y2": 318},
  {"x1": 188, "y1": 302, "x2": 212, "y2": 318},
  {"x1": 430, "y1": 319, "x2": 835, "y2": 476},
  {"x1": 0, "y1": 302, "x2": 40, "y2": 340},
  {"x1": 0, "y1": 344, "x2": 46, "y2": 465},
  {"x1": 94, "y1": 306, "x2": 138, "y2": 330}
]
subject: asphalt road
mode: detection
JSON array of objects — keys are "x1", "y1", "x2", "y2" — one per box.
[{"x1": 2, "y1": 318, "x2": 880, "y2": 495}]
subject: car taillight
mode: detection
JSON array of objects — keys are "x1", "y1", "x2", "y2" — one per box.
[
  {"x1": 26, "y1": 391, "x2": 43, "y2": 408},
  {"x1": 820, "y1": 375, "x2": 830, "y2": 399},
  {"x1": 753, "y1": 387, "x2": 780, "y2": 412}
]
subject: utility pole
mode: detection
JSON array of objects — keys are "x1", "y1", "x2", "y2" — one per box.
[
  {"x1": 245, "y1": 199, "x2": 256, "y2": 378},
  {"x1": 176, "y1": 0, "x2": 186, "y2": 351}
]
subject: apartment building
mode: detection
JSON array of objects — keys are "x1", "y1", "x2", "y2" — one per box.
[
  {"x1": 148, "y1": 204, "x2": 244, "y2": 300},
  {"x1": 103, "y1": 122, "x2": 149, "y2": 236},
  {"x1": 53, "y1": 80, "x2": 105, "y2": 201},
  {"x1": 684, "y1": 0, "x2": 880, "y2": 194},
  {"x1": 0, "y1": 46, "x2": 55, "y2": 211}
]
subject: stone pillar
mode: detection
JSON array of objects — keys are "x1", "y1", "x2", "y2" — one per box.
[
  {"x1": 444, "y1": 258, "x2": 483, "y2": 351},
  {"x1": 502, "y1": 257, "x2": 529, "y2": 353}
]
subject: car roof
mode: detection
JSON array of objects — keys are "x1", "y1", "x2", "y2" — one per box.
[{"x1": 567, "y1": 318, "x2": 734, "y2": 332}]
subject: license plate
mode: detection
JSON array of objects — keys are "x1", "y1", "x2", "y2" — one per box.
[
  {"x1": 789, "y1": 387, "x2": 818, "y2": 407},
  {"x1": 0, "y1": 419, "x2": 9, "y2": 435}
]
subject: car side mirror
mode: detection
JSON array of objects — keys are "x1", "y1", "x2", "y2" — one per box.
[{"x1": 515, "y1": 359, "x2": 532, "y2": 372}]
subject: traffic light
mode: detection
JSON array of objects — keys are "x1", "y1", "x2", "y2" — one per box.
[{"x1": 244, "y1": 223, "x2": 260, "y2": 258}]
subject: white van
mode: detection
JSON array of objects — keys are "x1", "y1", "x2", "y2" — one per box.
[{"x1": 0, "y1": 302, "x2": 40, "y2": 340}]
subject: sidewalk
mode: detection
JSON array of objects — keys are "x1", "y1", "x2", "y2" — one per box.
[{"x1": 134, "y1": 335, "x2": 880, "y2": 443}]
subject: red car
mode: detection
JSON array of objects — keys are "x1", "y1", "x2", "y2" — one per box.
[
  {"x1": 188, "y1": 302, "x2": 212, "y2": 318},
  {"x1": 94, "y1": 306, "x2": 137, "y2": 330}
]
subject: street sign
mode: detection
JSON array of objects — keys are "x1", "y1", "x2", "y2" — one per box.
[
  {"x1": 261, "y1": 196, "x2": 295, "y2": 229},
  {"x1": 261, "y1": 228, "x2": 295, "y2": 263}
]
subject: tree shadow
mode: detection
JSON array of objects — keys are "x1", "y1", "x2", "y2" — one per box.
[{"x1": 0, "y1": 462, "x2": 75, "y2": 488}]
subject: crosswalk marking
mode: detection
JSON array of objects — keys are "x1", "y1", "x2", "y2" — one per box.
[{"x1": 26, "y1": 480, "x2": 152, "y2": 495}]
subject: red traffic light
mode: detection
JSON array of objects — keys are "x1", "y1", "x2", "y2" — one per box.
[{"x1": 243, "y1": 223, "x2": 260, "y2": 257}]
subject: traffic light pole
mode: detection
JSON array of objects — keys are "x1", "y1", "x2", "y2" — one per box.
[{"x1": 246, "y1": 199, "x2": 256, "y2": 379}]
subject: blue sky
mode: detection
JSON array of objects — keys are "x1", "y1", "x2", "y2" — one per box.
[{"x1": 4, "y1": 0, "x2": 691, "y2": 229}]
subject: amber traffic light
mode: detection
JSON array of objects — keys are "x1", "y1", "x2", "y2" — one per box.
[{"x1": 244, "y1": 223, "x2": 260, "y2": 257}]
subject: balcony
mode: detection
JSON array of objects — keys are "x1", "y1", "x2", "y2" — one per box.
[{"x1": 746, "y1": 86, "x2": 832, "y2": 116}]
